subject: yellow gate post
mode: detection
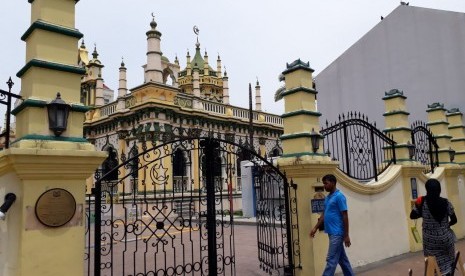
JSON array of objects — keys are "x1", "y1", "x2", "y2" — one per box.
[
  {"x1": 0, "y1": 1, "x2": 106, "y2": 275},
  {"x1": 277, "y1": 59, "x2": 337, "y2": 276}
]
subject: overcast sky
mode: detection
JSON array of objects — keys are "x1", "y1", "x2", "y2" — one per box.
[{"x1": 1, "y1": 1, "x2": 465, "y2": 122}]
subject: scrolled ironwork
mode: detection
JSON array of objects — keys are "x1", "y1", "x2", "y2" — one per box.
[
  {"x1": 411, "y1": 121, "x2": 439, "y2": 174},
  {"x1": 321, "y1": 112, "x2": 397, "y2": 181},
  {"x1": 0, "y1": 77, "x2": 21, "y2": 149},
  {"x1": 86, "y1": 135, "x2": 300, "y2": 275}
]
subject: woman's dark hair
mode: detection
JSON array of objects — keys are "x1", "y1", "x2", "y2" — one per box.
[{"x1": 425, "y1": 178, "x2": 448, "y2": 223}]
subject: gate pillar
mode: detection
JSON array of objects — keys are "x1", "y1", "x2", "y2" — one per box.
[
  {"x1": 0, "y1": 1, "x2": 106, "y2": 276},
  {"x1": 278, "y1": 60, "x2": 337, "y2": 275}
]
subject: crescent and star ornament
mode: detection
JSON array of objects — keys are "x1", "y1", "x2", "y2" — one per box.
[{"x1": 193, "y1": 25, "x2": 200, "y2": 35}]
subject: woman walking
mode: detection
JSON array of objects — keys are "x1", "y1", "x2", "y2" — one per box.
[{"x1": 410, "y1": 178, "x2": 458, "y2": 275}]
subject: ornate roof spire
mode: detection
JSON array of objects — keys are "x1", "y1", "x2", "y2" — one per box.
[{"x1": 92, "y1": 43, "x2": 99, "y2": 59}]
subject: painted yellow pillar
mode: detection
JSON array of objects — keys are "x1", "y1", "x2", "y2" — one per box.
[
  {"x1": 383, "y1": 89, "x2": 413, "y2": 162},
  {"x1": 444, "y1": 167, "x2": 465, "y2": 239},
  {"x1": 447, "y1": 108, "x2": 465, "y2": 165},
  {"x1": 401, "y1": 166, "x2": 426, "y2": 252},
  {"x1": 426, "y1": 103, "x2": 454, "y2": 164},
  {"x1": 277, "y1": 59, "x2": 336, "y2": 275},
  {"x1": 0, "y1": 1, "x2": 107, "y2": 276}
]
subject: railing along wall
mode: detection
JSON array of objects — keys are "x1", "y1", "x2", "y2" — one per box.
[
  {"x1": 320, "y1": 112, "x2": 397, "y2": 182},
  {"x1": 411, "y1": 121, "x2": 439, "y2": 174},
  {"x1": 100, "y1": 102, "x2": 117, "y2": 117}
]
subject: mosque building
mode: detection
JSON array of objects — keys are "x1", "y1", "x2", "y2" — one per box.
[{"x1": 79, "y1": 17, "x2": 284, "y2": 195}]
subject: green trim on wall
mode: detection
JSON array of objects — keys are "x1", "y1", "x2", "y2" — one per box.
[
  {"x1": 280, "y1": 132, "x2": 323, "y2": 141},
  {"x1": 280, "y1": 87, "x2": 317, "y2": 98},
  {"x1": 426, "y1": 107, "x2": 447, "y2": 113},
  {"x1": 11, "y1": 99, "x2": 46, "y2": 115},
  {"x1": 382, "y1": 110, "x2": 410, "y2": 116},
  {"x1": 281, "y1": 151, "x2": 327, "y2": 158},
  {"x1": 383, "y1": 127, "x2": 411, "y2": 133},
  {"x1": 12, "y1": 99, "x2": 91, "y2": 115},
  {"x1": 382, "y1": 94, "x2": 407, "y2": 100},
  {"x1": 12, "y1": 134, "x2": 88, "y2": 144},
  {"x1": 427, "y1": 121, "x2": 449, "y2": 126},
  {"x1": 21, "y1": 20, "x2": 83, "y2": 41},
  {"x1": 71, "y1": 104, "x2": 92, "y2": 112},
  {"x1": 281, "y1": 110, "x2": 321, "y2": 118},
  {"x1": 448, "y1": 125, "x2": 465, "y2": 130},
  {"x1": 17, "y1": 59, "x2": 86, "y2": 78},
  {"x1": 434, "y1": 135, "x2": 453, "y2": 140}
]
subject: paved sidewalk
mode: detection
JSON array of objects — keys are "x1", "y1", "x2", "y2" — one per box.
[{"x1": 335, "y1": 238, "x2": 465, "y2": 276}]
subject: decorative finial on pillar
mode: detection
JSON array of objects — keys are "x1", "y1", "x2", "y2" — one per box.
[{"x1": 193, "y1": 25, "x2": 200, "y2": 48}]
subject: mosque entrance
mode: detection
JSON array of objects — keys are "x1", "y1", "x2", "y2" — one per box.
[{"x1": 85, "y1": 135, "x2": 300, "y2": 276}]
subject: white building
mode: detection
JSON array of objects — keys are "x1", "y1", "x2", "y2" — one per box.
[{"x1": 315, "y1": 4, "x2": 465, "y2": 127}]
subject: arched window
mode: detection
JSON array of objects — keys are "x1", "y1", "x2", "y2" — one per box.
[
  {"x1": 173, "y1": 148, "x2": 187, "y2": 176},
  {"x1": 200, "y1": 150, "x2": 222, "y2": 177},
  {"x1": 269, "y1": 146, "x2": 283, "y2": 157},
  {"x1": 236, "y1": 149, "x2": 248, "y2": 176},
  {"x1": 102, "y1": 146, "x2": 118, "y2": 181},
  {"x1": 129, "y1": 143, "x2": 139, "y2": 179}
]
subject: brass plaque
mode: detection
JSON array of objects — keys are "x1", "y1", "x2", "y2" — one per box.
[{"x1": 35, "y1": 188, "x2": 76, "y2": 227}]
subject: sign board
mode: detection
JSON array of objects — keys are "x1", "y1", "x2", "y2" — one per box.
[
  {"x1": 311, "y1": 198, "x2": 325, "y2": 214},
  {"x1": 410, "y1": 178, "x2": 418, "y2": 199}
]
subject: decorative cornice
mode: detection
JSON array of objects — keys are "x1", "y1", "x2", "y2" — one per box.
[
  {"x1": 21, "y1": 20, "x2": 83, "y2": 41},
  {"x1": 427, "y1": 121, "x2": 449, "y2": 126},
  {"x1": 12, "y1": 99, "x2": 90, "y2": 115},
  {"x1": 17, "y1": 59, "x2": 86, "y2": 78},
  {"x1": 448, "y1": 125, "x2": 465, "y2": 130},
  {"x1": 382, "y1": 89, "x2": 406, "y2": 100},
  {"x1": 12, "y1": 134, "x2": 88, "y2": 144},
  {"x1": 383, "y1": 127, "x2": 411, "y2": 133},
  {"x1": 433, "y1": 135, "x2": 453, "y2": 139},
  {"x1": 383, "y1": 110, "x2": 410, "y2": 116},
  {"x1": 282, "y1": 59, "x2": 314, "y2": 75},
  {"x1": 280, "y1": 132, "x2": 322, "y2": 141},
  {"x1": 426, "y1": 102, "x2": 446, "y2": 112},
  {"x1": 280, "y1": 86, "x2": 317, "y2": 98},
  {"x1": 281, "y1": 110, "x2": 321, "y2": 118}
]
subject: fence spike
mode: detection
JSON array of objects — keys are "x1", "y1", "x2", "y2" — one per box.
[
  {"x1": 341, "y1": 113, "x2": 345, "y2": 120},
  {"x1": 374, "y1": 121, "x2": 377, "y2": 127},
  {"x1": 325, "y1": 120, "x2": 329, "y2": 127}
]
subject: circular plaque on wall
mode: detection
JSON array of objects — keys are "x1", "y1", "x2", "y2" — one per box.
[{"x1": 35, "y1": 188, "x2": 76, "y2": 227}]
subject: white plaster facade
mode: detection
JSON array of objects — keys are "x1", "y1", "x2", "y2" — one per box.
[{"x1": 315, "y1": 5, "x2": 465, "y2": 127}]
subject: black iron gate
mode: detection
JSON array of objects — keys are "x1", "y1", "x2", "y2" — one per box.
[
  {"x1": 85, "y1": 136, "x2": 299, "y2": 276},
  {"x1": 411, "y1": 121, "x2": 439, "y2": 174}
]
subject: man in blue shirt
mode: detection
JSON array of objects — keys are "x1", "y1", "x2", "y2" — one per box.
[{"x1": 310, "y1": 174, "x2": 354, "y2": 276}]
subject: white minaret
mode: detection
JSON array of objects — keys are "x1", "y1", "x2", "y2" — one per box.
[
  {"x1": 222, "y1": 69, "x2": 229, "y2": 104},
  {"x1": 91, "y1": 46, "x2": 104, "y2": 107},
  {"x1": 217, "y1": 54, "x2": 222, "y2": 78},
  {"x1": 95, "y1": 77, "x2": 104, "y2": 107},
  {"x1": 203, "y1": 50, "x2": 209, "y2": 76},
  {"x1": 116, "y1": 59, "x2": 128, "y2": 111},
  {"x1": 145, "y1": 15, "x2": 163, "y2": 83},
  {"x1": 118, "y1": 59, "x2": 127, "y2": 98},
  {"x1": 255, "y1": 79, "x2": 262, "y2": 111}
]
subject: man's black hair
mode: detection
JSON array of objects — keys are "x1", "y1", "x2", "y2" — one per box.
[{"x1": 322, "y1": 174, "x2": 337, "y2": 184}]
